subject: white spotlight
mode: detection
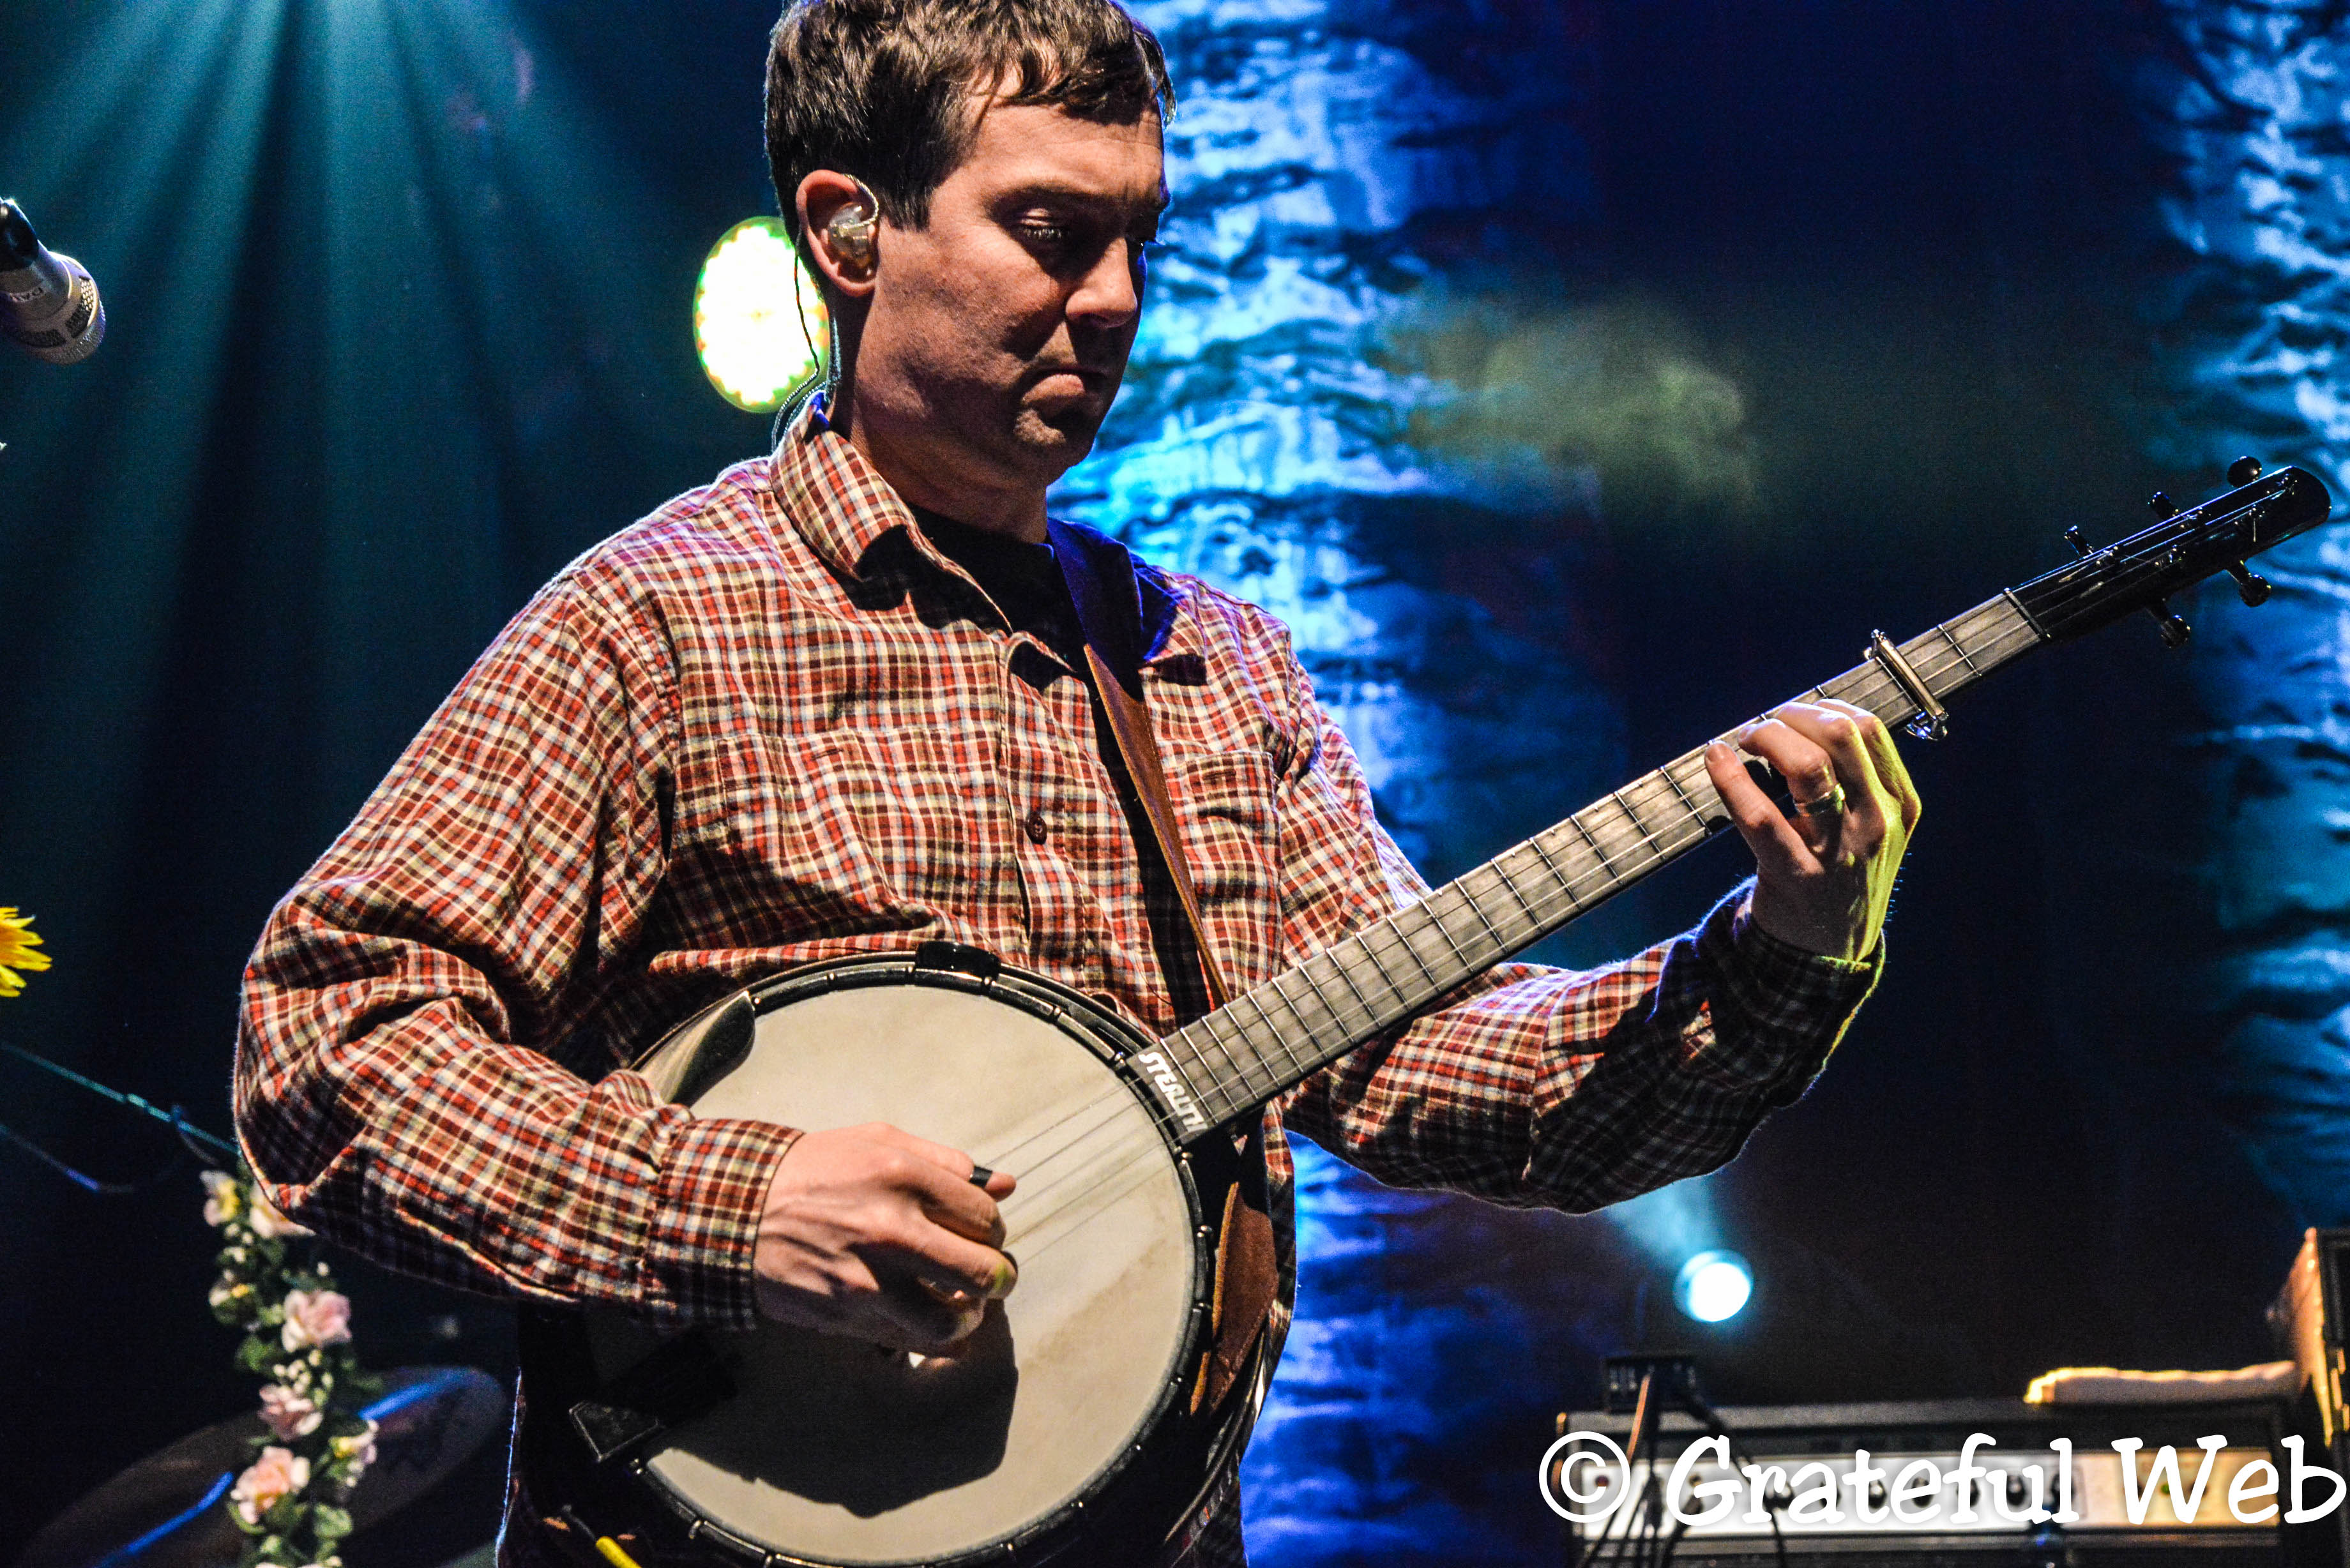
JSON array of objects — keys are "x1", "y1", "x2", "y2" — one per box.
[
  {"x1": 694, "y1": 216, "x2": 829, "y2": 412},
  {"x1": 1674, "y1": 1250, "x2": 1752, "y2": 1323}
]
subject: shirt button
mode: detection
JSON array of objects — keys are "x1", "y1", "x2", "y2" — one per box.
[{"x1": 1023, "y1": 808, "x2": 1050, "y2": 845}]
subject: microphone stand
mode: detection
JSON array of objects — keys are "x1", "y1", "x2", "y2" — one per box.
[
  {"x1": 1572, "y1": 1357, "x2": 1791, "y2": 1568},
  {"x1": 0, "y1": 1041, "x2": 239, "y2": 1193}
]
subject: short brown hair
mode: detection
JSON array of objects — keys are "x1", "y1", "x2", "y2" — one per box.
[{"x1": 765, "y1": 0, "x2": 1172, "y2": 245}]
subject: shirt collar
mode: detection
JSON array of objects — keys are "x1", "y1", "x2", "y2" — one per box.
[
  {"x1": 766, "y1": 398, "x2": 1199, "y2": 665},
  {"x1": 766, "y1": 398, "x2": 966, "y2": 585}
]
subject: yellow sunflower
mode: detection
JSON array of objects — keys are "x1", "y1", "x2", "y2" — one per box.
[{"x1": 0, "y1": 908, "x2": 51, "y2": 997}]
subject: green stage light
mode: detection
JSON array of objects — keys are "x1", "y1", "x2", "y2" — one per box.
[{"x1": 694, "y1": 216, "x2": 828, "y2": 412}]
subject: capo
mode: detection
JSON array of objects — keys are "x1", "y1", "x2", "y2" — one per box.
[{"x1": 1867, "y1": 631, "x2": 1950, "y2": 741}]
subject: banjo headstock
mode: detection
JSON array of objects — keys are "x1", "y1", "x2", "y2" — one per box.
[{"x1": 2008, "y1": 456, "x2": 2331, "y2": 647}]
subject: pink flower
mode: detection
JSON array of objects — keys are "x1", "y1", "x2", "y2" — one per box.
[
  {"x1": 280, "y1": 1288, "x2": 351, "y2": 1352},
  {"x1": 230, "y1": 1445, "x2": 310, "y2": 1525},
  {"x1": 259, "y1": 1383, "x2": 322, "y2": 1440}
]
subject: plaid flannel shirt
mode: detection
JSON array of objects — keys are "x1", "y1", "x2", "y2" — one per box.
[{"x1": 234, "y1": 412, "x2": 1879, "y2": 1565}]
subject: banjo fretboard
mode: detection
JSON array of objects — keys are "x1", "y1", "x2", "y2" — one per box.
[{"x1": 1153, "y1": 592, "x2": 2045, "y2": 1133}]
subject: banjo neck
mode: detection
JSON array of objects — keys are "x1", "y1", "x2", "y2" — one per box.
[{"x1": 1144, "y1": 464, "x2": 2331, "y2": 1140}]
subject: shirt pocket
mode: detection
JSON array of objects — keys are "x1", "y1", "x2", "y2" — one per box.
[
  {"x1": 1165, "y1": 750, "x2": 1280, "y2": 987},
  {"x1": 720, "y1": 727, "x2": 983, "y2": 937}
]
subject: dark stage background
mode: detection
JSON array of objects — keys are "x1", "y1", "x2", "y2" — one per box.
[{"x1": 3, "y1": 2, "x2": 2340, "y2": 1564}]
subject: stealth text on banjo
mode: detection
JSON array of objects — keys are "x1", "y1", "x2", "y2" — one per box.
[{"x1": 232, "y1": 0, "x2": 1920, "y2": 1562}]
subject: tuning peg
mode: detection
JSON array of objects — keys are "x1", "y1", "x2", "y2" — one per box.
[
  {"x1": 2149, "y1": 598, "x2": 2192, "y2": 647},
  {"x1": 2148, "y1": 491, "x2": 2179, "y2": 520},
  {"x1": 2225, "y1": 562, "x2": 2273, "y2": 607},
  {"x1": 2228, "y1": 455, "x2": 2265, "y2": 487},
  {"x1": 2064, "y1": 525, "x2": 2093, "y2": 559}
]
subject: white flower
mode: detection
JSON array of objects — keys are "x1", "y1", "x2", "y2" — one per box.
[
  {"x1": 201, "y1": 1170, "x2": 243, "y2": 1228},
  {"x1": 331, "y1": 1420, "x2": 379, "y2": 1482},
  {"x1": 280, "y1": 1289, "x2": 351, "y2": 1352},
  {"x1": 248, "y1": 1192, "x2": 312, "y2": 1239},
  {"x1": 259, "y1": 1383, "x2": 322, "y2": 1440},
  {"x1": 230, "y1": 1445, "x2": 309, "y2": 1525},
  {"x1": 208, "y1": 1278, "x2": 252, "y2": 1309}
]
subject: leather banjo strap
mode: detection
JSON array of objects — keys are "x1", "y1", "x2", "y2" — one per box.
[{"x1": 1048, "y1": 518, "x2": 1278, "y2": 1416}]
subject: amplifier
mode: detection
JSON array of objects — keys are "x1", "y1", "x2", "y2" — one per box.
[
  {"x1": 2273, "y1": 1228, "x2": 2350, "y2": 1568},
  {"x1": 1552, "y1": 1396, "x2": 2310, "y2": 1568}
]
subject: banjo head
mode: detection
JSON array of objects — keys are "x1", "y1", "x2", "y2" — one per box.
[{"x1": 582, "y1": 959, "x2": 1212, "y2": 1567}]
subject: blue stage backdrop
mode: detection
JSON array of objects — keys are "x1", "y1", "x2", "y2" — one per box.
[{"x1": 2146, "y1": 3, "x2": 2350, "y2": 1242}]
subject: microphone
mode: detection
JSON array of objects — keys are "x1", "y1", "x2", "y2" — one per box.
[{"x1": 1, "y1": 199, "x2": 105, "y2": 365}]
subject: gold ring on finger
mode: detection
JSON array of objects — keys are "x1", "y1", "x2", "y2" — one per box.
[{"x1": 1795, "y1": 785, "x2": 1847, "y2": 819}]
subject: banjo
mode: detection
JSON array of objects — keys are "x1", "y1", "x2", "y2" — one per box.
[{"x1": 530, "y1": 460, "x2": 2330, "y2": 1567}]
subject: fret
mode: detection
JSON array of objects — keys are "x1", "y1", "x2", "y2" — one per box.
[
  {"x1": 1904, "y1": 624, "x2": 1961, "y2": 679},
  {"x1": 1349, "y1": 922, "x2": 1409, "y2": 1009},
  {"x1": 1993, "y1": 606, "x2": 2043, "y2": 661},
  {"x1": 1321, "y1": 940, "x2": 1381, "y2": 1023},
  {"x1": 1659, "y1": 755, "x2": 1712, "y2": 828},
  {"x1": 1166, "y1": 1014, "x2": 1226, "y2": 1106},
  {"x1": 1157, "y1": 1024, "x2": 1211, "y2": 1103},
  {"x1": 1240, "y1": 986, "x2": 1312, "y2": 1084},
  {"x1": 1527, "y1": 831, "x2": 1590, "y2": 923},
  {"x1": 1457, "y1": 872, "x2": 1510, "y2": 953},
  {"x1": 1927, "y1": 644, "x2": 1973, "y2": 693},
  {"x1": 1490, "y1": 848, "x2": 1545, "y2": 933},
  {"x1": 1226, "y1": 1004, "x2": 1285, "y2": 1102},
  {"x1": 1634, "y1": 769, "x2": 1694, "y2": 829},
  {"x1": 1293, "y1": 953, "x2": 1352, "y2": 1037},
  {"x1": 1819, "y1": 664, "x2": 1876, "y2": 709},
  {"x1": 1524, "y1": 833, "x2": 1568, "y2": 889},
  {"x1": 1605, "y1": 790, "x2": 1664, "y2": 860},
  {"x1": 1999, "y1": 589, "x2": 2045, "y2": 646},
  {"x1": 1420, "y1": 901, "x2": 1474, "y2": 969},
  {"x1": 1194, "y1": 1006, "x2": 1255, "y2": 1094},
  {"x1": 1565, "y1": 811, "x2": 1616, "y2": 875},
  {"x1": 1939, "y1": 619, "x2": 1983, "y2": 680},
  {"x1": 1219, "y1": 1007, "x2": 1283, "y2": 1104},
  {"x1": 1192, "y1": 1010, "x2": 1265, "y2": 1104},
  {"x1": 1251, "y1": 972, "x2": 1314, "y2": 1055},
  {"x1": 1383, "y1": 910, "x2": 1448, "y2": 995},
  {"x1": 1271, "y1": 972, "x2": 1333, "y2": 1053}
]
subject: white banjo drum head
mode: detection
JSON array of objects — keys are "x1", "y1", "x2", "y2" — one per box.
[{"x1": 585, "y1": 979, "x2": 1202, "y2": 1567}]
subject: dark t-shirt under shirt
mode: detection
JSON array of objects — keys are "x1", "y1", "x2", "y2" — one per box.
[{"x1": 911, "y1": 506, "x2": 1213, "y2": 1023}]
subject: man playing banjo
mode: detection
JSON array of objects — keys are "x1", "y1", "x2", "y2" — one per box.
[{"x1": 234, "y1": 0, "x2": 1918, "y2": 1562}]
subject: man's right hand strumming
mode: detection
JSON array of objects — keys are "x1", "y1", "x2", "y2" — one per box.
[{"x1": 752, "y1": 1122, "x2": 1020, "y2": 1354}]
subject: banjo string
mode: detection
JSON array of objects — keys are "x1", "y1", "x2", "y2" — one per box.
[
  {"x1": 972, "y1": 622, "x2": 1996, "y2": 1217},
  {"x1": 977, "y1": 778, "x2": 1761, "y2": 1196},
  {"x1": 969, "y1": 787, "x2": 1679, "y2": 1183},
  {"x1": 974, "y1": 788, "x2": 1726, "y2": 1221}
]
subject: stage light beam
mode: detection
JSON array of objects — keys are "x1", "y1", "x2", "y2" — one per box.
[
  {"x1": 1675, "y1": 1250, "x2": 1752, "y2": 1323},
  {"x1": 694, "y1": 217, "x2": 828, "y2": 413}
]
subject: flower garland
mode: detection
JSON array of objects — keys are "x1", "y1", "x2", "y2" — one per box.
[{"x1": 203, "y1": 1166, "x2": 384, "y2": 1568}]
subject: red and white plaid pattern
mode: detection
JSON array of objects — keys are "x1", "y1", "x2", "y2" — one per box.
[{"x1": 235, "y1": 412, "x2": 1878, "y2": 1565}]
